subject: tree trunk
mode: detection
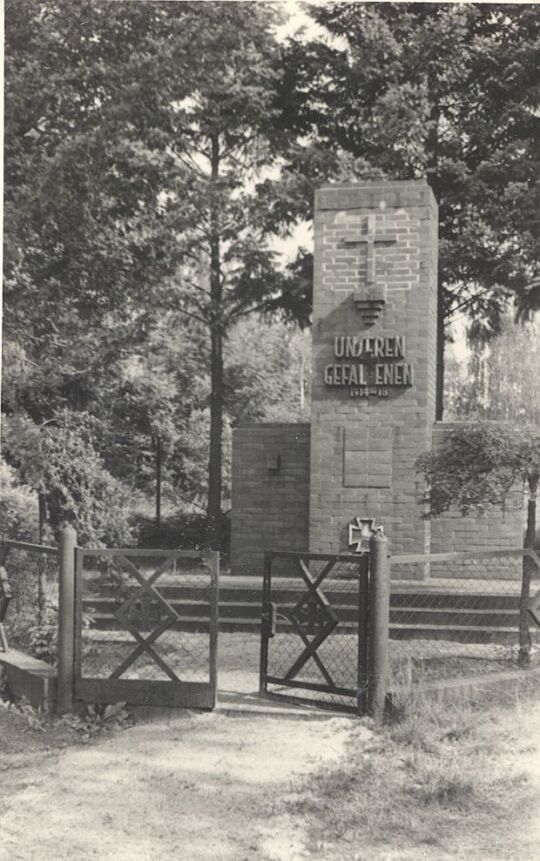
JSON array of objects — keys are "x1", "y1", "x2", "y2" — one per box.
[
  {"x1": 155, "y1": 436, "x2": 162, "y2": 529},
  {"x1": 38, "y1": 492, "x2": 47, "y2": 544},
  {"x1": 519, "y1": 474, "x2": 538, "y2": 667},
  {"x1": 436, "y1": 278, "x2": 445, "y2": 421},
  {"x1": 207, "y1": 325, "x2": 223, "y2": 549},
  {"x1": 206, "y1": 133, "x2": 223, "y2": 550},
  {"x1": 37, "y1": 493, "x2": 48, "y2": 626},
  {"x1": 426, "y1": 80, "x2": 444, "y2": 422},
  {"x1": 299, "y1": 353, "x2": 305, "y2": 412}
]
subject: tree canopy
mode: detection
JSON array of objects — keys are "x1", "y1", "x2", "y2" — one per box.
[
  {"x1": 417, "y1": 424, "x2": 539, "y2": 519},
  {"x1": 3, "y1": 0, "x2": 309, "y2": 546},
  {"x1": 280, "y1": 2, "x2": 540, "y2": 412},
  {"x1": 446, "y1": 317, "x2": 540, "y2": 425},
  {"x1": 2, "y1": 1, "x2": 539, "y2": 547}
]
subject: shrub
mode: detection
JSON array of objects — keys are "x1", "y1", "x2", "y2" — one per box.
[
  {"x1": 0, "y1": 459, "x2": 38, "y2": 542},
  {"x1": 2, "y1": 412, "x2": 136, "y2": 547},
  {"x1": 136, "y1": 510, "x2": 230, "y2": 559}
]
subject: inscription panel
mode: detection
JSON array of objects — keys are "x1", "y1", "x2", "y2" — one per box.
[{"x1": 324, "y1": 334, "x2": 414, "y2": 398}]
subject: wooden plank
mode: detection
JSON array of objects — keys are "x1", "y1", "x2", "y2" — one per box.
[
  {"x1": 76, "y1": 678, "x2": 215, "y2": 709},
  {"x1": 57, "y1": 526, "x2": 77, "y2": 713},
  {"x1": 525, "y1": 548, "x2": 540, "y2": 570},
  {"x1": 357, "y1": 555, "x2": 370, "y2": 715},
  {"x1": 208, "y1": 552, "x2": 219, "y2": 706},
  {"x1": 259, "y1": 551, "x2": 272, "y2": 694},
  {"x1": 528, "y1": 586, "x2": 540, "y2": 627},
  {"x1": 73, "y1": 548, "x2": 84, "y2": 697},
  {"x1": 263, "y1": 689, "x2": 358, "y2": 715},
  {"x1": 79, "y1": 548, "x2": 206, "y2": 560},
  {"x1": 286, "y1": 611, "x2": 336, "y2": 688},
  {"x1": 0, "y1": 566, "x2": 12, "y2": 622},
  {"x1": 0, "y1": 649, "x2": 57, "y2": 712},
  {"x1": 6, "y1": 540, "x2": 58, "y2": 556},
  {"x1": 265, "y1": 675, "x2": 356, "y2": 698},
  {"x1": 108, "y1": 618, "x2": 182, "y2": 682},
  {"x1": 0, "y1": 648, "x2": 56, "y2": 675},
  {"x1": 391, "y1": 547, "x2": 534, "y2": 565},
  {"x1": 270, "y1": 550, "x2": 366, "y2": 563}
]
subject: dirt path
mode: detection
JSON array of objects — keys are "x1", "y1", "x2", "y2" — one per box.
[
  {"x1": 0, "y1": 710, "x2": 357, "y2": 861},
  {"x1": 2, "y1": 698, "x2": 540, "y2": 861}
]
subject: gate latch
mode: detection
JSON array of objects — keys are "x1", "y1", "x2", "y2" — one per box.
[{"x1": 263, "y1": 602, "x2": 278, "y2": 638}]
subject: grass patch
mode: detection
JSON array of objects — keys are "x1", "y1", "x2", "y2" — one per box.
[{"x1": 286, "y1": 687, "x2": 539, "y2": 859}]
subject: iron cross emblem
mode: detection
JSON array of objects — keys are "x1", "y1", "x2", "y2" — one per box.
[{"x1": 348, "y1": 517, "x2": 376, "y2": 553}]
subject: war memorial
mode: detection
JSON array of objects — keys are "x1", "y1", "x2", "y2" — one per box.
[
  {"x1": 0, "y1": 186, "x2": 533, "y2": 726},
  {"x1": 231, "y1": 180, "x2": 523, "y2": 575}
]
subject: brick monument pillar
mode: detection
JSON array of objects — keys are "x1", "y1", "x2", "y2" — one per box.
[{"x1": 310, "y1": 180, "x2": 438, "y2": 555}]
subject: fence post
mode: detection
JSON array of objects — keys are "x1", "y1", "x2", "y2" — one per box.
[
  {"x1": 208, "y1": 550, "x2": 219, "y2": 706},
  {"x1": 368, "y1": 531, "x2": 390, "y2": 722},
  {"x1": 57, "y1": 524, "x2": 77, "y2": 713}
]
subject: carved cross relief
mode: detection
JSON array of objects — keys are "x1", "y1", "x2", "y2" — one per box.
[
  {"x1": 339, "y1": 213, "x2": 396, "y2": 324},
  {"x1": 341, "y1": 213, "x2": 396, "y2": 285}
]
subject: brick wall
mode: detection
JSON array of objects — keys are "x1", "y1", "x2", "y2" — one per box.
[
  {"x1": 230, "y1": 421, "x2": 524, "y2": 576},
  {"x1": 230, "y1": 424, "x2": 310, "y2": 576},
  {"x1": 310, "y1": 181, "x2": 438, "y2": 555}
]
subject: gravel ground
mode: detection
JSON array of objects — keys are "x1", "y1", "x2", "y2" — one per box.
[
  {"x1": 0, "y1": 707, "x2": 355, "y2": 861},
  {"x1": 1, "y1": 695, "x2": 539, "y2": 861}
]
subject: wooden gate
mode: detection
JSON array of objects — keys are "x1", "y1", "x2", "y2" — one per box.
[
  {"x1": 74, "y1": 548, "x2": 218, "y2": 709},
  {"x1": 260, "y1": 551, "x2": 370, "y2": 714}
]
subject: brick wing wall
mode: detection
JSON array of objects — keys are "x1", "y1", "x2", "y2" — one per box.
[
  {"x1": 230, "y1": 421, "x2": 524, "y2": 578},
  {"x1": 230, "y1": 424, "x2": 310, "y2": 576}
]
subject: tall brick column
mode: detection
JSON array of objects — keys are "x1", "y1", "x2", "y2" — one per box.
[{"x1": 310, "y1": 180, "x2": 438, "y2": 555}]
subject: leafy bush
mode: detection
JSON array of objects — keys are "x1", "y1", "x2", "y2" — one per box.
[
  {"x1": 63, "y1": 701, "x2": 131, "y2": 738},
  {"x1": 27, "y1": 623, "x2": 57, "y2": 664},
  {"x1": 416, "y1": 421, "x2": 539, "y2": 666},
  {"x1": 0, "y1": 459, "x2": 38, "y2": 542},
  {"x1": 2, "y1": 412, "x2": 136, "y2": 547},
  {"x1": 136, "y1": 510, "x2": 231, "y2": 559},
  {"x1": 2, "y1": 547, "x2": 59, "y2": 661}
]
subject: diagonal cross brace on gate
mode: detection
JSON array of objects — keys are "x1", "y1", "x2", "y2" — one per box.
[
  {"x1": 73, "y1": 545, "x2": 219, "y2": 710},
  {"x1": 260, "y1": 550, "x2": 371, "y2": 715},
  {"x1": 284, "y1": 558, "x2": 339, "y2": 685},
  {"x1": 525, "y1": 549, "x2": 540, "y2": 626},
  {"x1": 112, "y1": 554, "x2": 183, "y2": 682}
]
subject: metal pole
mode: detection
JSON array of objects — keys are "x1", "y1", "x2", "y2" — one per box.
[
  {"x1": 368, "y1": 531, "x2": 390, "y2": 722},
  {"x1": 57, "y1": 524, "x2": 77, "y2": 713}
]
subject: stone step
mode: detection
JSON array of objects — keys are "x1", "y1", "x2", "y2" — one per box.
[
  {"x1": 86, "y1": 612, "x2": 519, "y2": 643},
  {"x1": 390, "y1": 592, "x2": 520, "y2": 610},
  {"x1": 84, "y1": 587, "x2": 521, "y2": 613},
  {"x1": 389, "y1": 607, "x2": 518, "y2": 627},
  {"x1": 388, "y1": 623, "x2": 518, "y2": 643},
  {"x1": 85, "y1": 595, "x2": 520, "y2": 629},
  {"x1": 84, "y1": 574, "x2": 522, "y2": 604}
]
